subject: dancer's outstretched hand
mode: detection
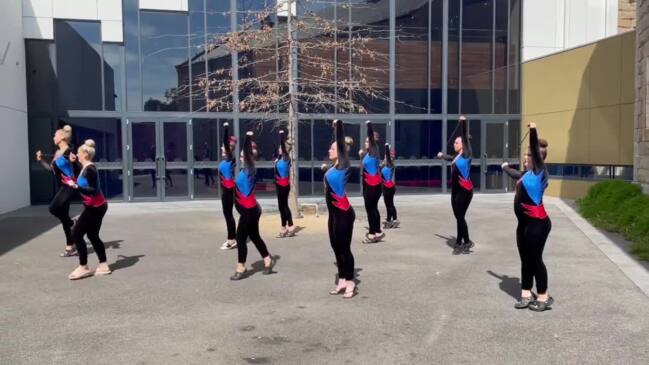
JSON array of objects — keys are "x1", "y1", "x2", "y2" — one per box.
[
  {"x1": 436, "y1": 152, "x2": 444, "y2": 159},
  {"x1": 35, "y1": 150, "x2": 42, "y2": 161}
]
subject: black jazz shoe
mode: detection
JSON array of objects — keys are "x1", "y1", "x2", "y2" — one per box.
[
  {"x1": 529, "y1": 296, "x2": 554, "y2": 312},
  {"x1": 514, "y1": 293, "x2": 537, "y2": 309},
  {"x1": 230, "y1": 270, "x2": 247, "y2": 281},
  {"x1": 262, "y1": 257, "x2": 275, "y2": 275}
]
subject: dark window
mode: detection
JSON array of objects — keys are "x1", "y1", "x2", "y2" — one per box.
[
  {"x1": 508, "y1": 119, "x2": 520, "y2": 158},
  {"x1": 103, "y1": 43, "x2": 123, "y2": 111},
  {"x1": 461, "y1": 0, "x2": 493, "y2": 114},
  {"x1": 54, "y1": 20, "x2": 102, "y2": 111},
  {"x1": 395, "y1": 121, "x2": 442, "y2": 160},
  {"x1": 123, "y1": 0, "x2": 141, "y2": 111},
  {"x1": 193, "y1": 119, "x2": 221, "y2": 162},
  {"x1": 140, "y1": 11, "x2": 190, "y2": 112},
  {"x1": 28, "y1": 118, "x2": 57, "y2": 204},
  {"x1": 25, "y1": 41, "x2": 57, "y2": 113},
  {"x1": 98, "y1": 170, "x2": 125, "y2": 200},
  {"x1": 298, "y1": 120, "x2": 312, "y2": 161}
]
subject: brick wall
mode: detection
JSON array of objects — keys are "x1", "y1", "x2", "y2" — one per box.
[
  {"x1": 620, "y1": 0, "x2": 637, "y2": 32},
  {"x1": 636, "y1": 0, "x2": 649, "y2": 192}
]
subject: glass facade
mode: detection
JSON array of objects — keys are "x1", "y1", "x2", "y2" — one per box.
[{"x1": 25, "y1": 0, "x2": 521, "y2": 203}]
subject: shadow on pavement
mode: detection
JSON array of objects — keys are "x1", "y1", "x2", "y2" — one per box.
[
  {"x1": 110, "y1": 254, "x2": 145, "y2": 272},
  {"x1": 0, "y1": 216, "x2": 62, "y2": 257},
  {"x1": 249, "y1": 254, "x2": 282, "y2": 276},
  {"x1": 434, "y1": 234, "x2": 458, "y2": 250},
  {"x1": 486, "y1": 270, "x2": 520, "y2": 300}
]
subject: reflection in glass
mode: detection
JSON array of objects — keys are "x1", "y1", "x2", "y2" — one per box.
[
  {"x1": 508, "y1": 0, "x2": 521, "y2": 114},
  {"x1": 396, "y1": 121, "x2": 442, "y2": 160},
  {"x1": 163, "y1": 169, "x2": 189, "y2": 197},
  {"x1": 189, "y1": 0, "x2": 208, "y2": 112},
  {"x1": 395, "y1": 166, "x2": 443, "y2": 193},
  {"x1": 494, "y1": 0, "x2": 508, "y2": 114},
  {"x1": 485, "y1": 164, "x2": 505, "y2": 189},
  {"x1": 349, "y1": 0, "x2": 390, "y2": 113},
  {"x1": 98, "y1": 170, "x2": 124, "y2": 200},
  {"x1": 485, "y1": 123, "x2": 504, "y2": 159},
  {"x1": 447, "y1": 0, "x2": 460, "y2": 114},
  {"x1": 194, "y1": 168, "x2": 220, "y2": 198},
  {"x1": 25, "y1": 41, "x2": 57, "y2": 113},
  {"x1": 312, "y1": 121, "x2": 360, "y2": 161},
  {"x1": 124, "y1": 0, "x2": 141, "y2": 111},
  {"x1": 298, "y1": 120, "x2": 312, "y2": 161},
  {"x1": 140, "y1": 11, "x2": 190, "y2": 111},
  {"x1": 461, "y1": 0, "x2": 493, "y2": 114},
  {"x1": 395, "y1": 0, "x2": 429, "y2": 113},
  {"x1": 205, "y1": 1, "x2": 234, "y2": 111},
  {"x1": 67, "y1": 118, "x2": 122, "y2": 162},
  {"x1": 508, "y1": 120, "x2": 521, "y2": 158},
  {"x1": 55, "y1": 20, "x2": 102, "y2": 111},
  {"x1": 103, "y1": 43, "x2": 123, "y2": 111},
  {"x1": 239, "y1": 119, "x2": 280, "y2": 162}
]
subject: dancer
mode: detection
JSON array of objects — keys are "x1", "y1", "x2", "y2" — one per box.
[
  {"x1": 66, "y1": 140, "x2": 111, "y2": 280},
  {"x1": 437, "y1": 116, "x2": 474, "y2": 255},
  {"x1": 219, "y1": 122, "x2": 237, "y2": 250},
  {"x1": 230, "y1": 131, "x2": 275, "y2": 280},
  {"x1": 274, "y1": 129, "x2": 296, "y2": 237},
  {"x1": 502, "y1": 123, "x2": 553, "y2": 311},
  {"x1": 359, "y1": 121, "x2": 384, "y2": 243},
  {"x1": 323, "y1": 120, "x2": 357, "y2": 298},
  {"x1": 381, "y1": 143, "x2": 399, "y2": 229},
  {"x1": 35, "y1": 124, "x2": 80, "y2": 257}
]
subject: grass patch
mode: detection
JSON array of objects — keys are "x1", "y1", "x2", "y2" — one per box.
[{"x1": 578, "y1": 180, "x2": 649, "y2": 261}]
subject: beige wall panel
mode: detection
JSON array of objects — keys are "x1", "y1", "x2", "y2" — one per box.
[
  {"x1": 522, "y1": 46, "x2": 593, "y2": 115},
  {"x1": 620, "y1": 32, "x2": 636, "y2": 104},
  {"x1": 525, "y1": 109, "x2": 590, "y2": 164},
  {"x1": 545, "y1": 179, "x2": 595, "y2": 199},
  {"x1": 588, "y1": 36, "x2": 622, "y2": 108},
  {"x1": 619, "y1": 103, "x2": 635, "y2": 165},
  {"x1": 589, "y1": 105, "x2": 621, "y2": 163}
]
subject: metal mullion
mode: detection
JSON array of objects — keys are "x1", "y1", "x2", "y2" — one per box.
[
  {"x1": 458, "y1": 0, "x2": 462, "y2": 114},
  {"x1": 442, "y1": 0, "x2": 449, "y2": 192},
  {"x1": 203, "y1": 0, "x2": 209, "y2": 113},
  {"x1": 491, "y1": 0, "x2": 496, "y2": 114},
  {"x1": 334, "y1": 1, "x2": 338, "y2": 113},
  {"x1": 231, "y1": 0, "x2": 240, "y2": 160},
  {"x1": 310, "y1": 119, "x2": 314, "y2": 196},
  {"x1": 505, "y1": 0, "x2": 510, "y2": 113},
  {"x1": 188, "y1": 9, "x2": 193, "y2": 113},
  {"x1": 122, "y1": 117, "x2": 129, "y2": 201},
  {"x1": 138, "y1": 9, "x2": 143, "y2": 112},
  {"x1": 427, "y1": 0, "x2": 432, "y2": 113},
  {"x1": 389, "y1": 0, "x2": 395, "y2": 115},
  {"x1": 100, "y1": 43, "x2": 106, "y2": 111},
  {"x1": 188, "y1": 119, "x2": 194, "y2": 199}
]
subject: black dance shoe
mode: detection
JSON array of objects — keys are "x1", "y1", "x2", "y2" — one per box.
[
  {"x1": 230, "y1": 270, "x2": 247, "y2": 281},
  {"x1": 514, "y1": 293, "x2": 537, "y2": 309},
  {"x1": 529, "y1": 296, "x2": 554, "y2": 312}
]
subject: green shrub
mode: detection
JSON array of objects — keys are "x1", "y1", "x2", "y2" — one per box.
[{"x1": 578, "y1": 181, "x2": 649, "y2": 261}]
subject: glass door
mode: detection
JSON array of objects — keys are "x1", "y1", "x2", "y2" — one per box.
[
  {"x1": 127, "y1": 119, "x2": 190, "y2": 201},
  {"x1": 481, "y1": 121, "x2": 508, "y2": 192}
]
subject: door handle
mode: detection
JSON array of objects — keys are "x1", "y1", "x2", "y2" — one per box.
[
  {"x1": 159, "y1": 157, "x2": 166, "y2": 180},
  {"x1": 154, "y1": 157, "x2": 161, "y2": 180}
]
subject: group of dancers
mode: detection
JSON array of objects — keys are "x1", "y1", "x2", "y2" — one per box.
[{"x1": 35, "y1": 117, "x2": 553, "y2": 310}]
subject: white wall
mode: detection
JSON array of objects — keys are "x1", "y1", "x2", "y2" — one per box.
[
  {"x1": 22, "y1": 0, "x2": 124, "y2": 42},
  {"x1": 523, "y1": 0, "x2": 619, "y2": 61},
  {"x1": 0, "y1": 0, "x2": 30, "y2": 214}
]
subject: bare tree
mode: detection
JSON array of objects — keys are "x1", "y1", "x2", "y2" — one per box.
[{"x1": 187, "y1": 0, "x2": 405, "y2": 213}]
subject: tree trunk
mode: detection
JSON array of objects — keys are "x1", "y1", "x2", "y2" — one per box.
[{"x1": 286, "y1": 0, "x2": 301, "y2": 218}]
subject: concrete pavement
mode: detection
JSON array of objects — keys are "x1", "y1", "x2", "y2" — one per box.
[{"x1": 1, "y1": 194, "x2": 648, "y2": 364}]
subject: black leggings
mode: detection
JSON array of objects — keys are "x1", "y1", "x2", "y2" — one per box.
[
  {"x1": 363, "y1": 183, "x2": 382, "y2": 234},
  {"x1": 49, "y1": 185, "x2": 76, "y2": 246},
  {"x1": 328, "y1": 208, "x2": 356, "y2": 281},
  {"x1": 235, "y1": 204, "x2": 270, "y2": 264},
  {"x1": 73, "y1": 204, "x2": 108, "y2": 266},
  {"x1": 517, "y1": 217, "x2": 551, "y2": 294},
  {"x1": 221, "y1": 187, "x2": 236, "y2": 240},
  {"x1": 451, "y1": 189, "x2": 473, "y2": 244},
  {"x1": 382, "y1": 186, "x2": 397, "y2": 221},
  {"x1": 276, "y1": 184, "x2": 293, "y2": 227}
]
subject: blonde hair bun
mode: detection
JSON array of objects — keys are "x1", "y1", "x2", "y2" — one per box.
[
  {"x1": 344, "y1": 136, "x2": 354, "y2": 146},
  {"x1": 84, "y1": 139, "x2": 96, "y2": 148},
  {"x1": 63, "y1": 125, "x2": 72, "y2": 132}
]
